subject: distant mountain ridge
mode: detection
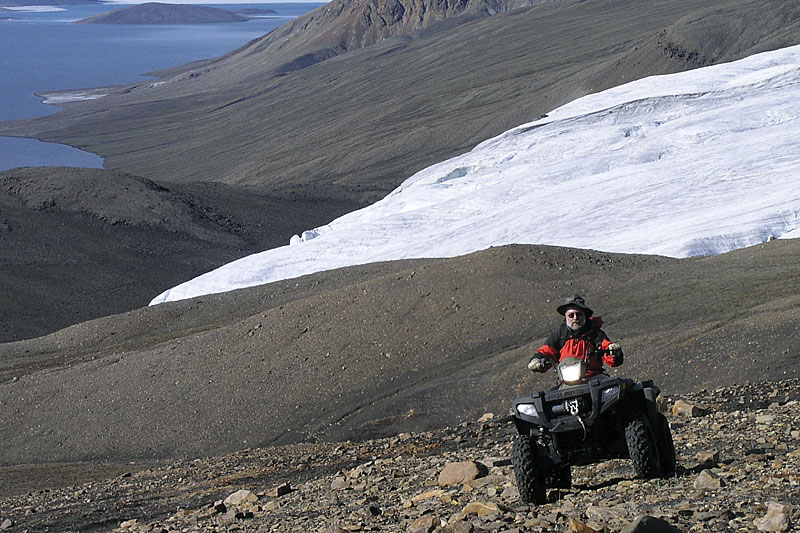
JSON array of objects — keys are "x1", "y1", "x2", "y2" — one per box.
[
  {"x1": 2, "y1": 0, "x2": 798, "y2": 204},
  {"x1": 76, "y1": 2, "x2": 248, "y2": 24},
  {"x1": 202, "y1": 0, "x2": 549, "y2": 76},
  {"x1": 233, "y1": 8, "x2": 278, "y2": 16}
]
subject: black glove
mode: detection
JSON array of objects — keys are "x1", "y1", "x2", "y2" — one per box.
[
  {"x1": 527, "y1": 355, "x2": 550, "y2": 373},
  {"x1": 608, "y1": 343, "x2": 624, "y2": 365}
]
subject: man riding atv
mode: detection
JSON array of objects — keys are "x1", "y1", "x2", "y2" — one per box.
[
  {"x1": 528, "y1": 295, "x2": 623, "y2": 376},
  {"x1": 509, "y1": 294, "x2": 675, "y2": 504}
]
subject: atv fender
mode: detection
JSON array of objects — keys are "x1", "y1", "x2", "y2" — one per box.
[{"x1": 642, "y1": 385, "x2": 662, "y2": 421}]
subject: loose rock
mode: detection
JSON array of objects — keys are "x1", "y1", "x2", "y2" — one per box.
[
  {"x1": 621, "y1": 515, "x2": 681, "y2": 533},
  {"x1": 755, "y1": 501, "x2": 793, "y2": 532},
  {"x1": 672, "y1": 399, "x2": 710, "y2": 417},
  {"x1": 408, "y1": 513, "x2": 440, "y2": 533},
  {"x1": 438, "y1": 461, "x2": 488, "y2": 486},
  {"x1": 224, "y1": 489, "x2": 258, "y2": 507},
  {"x1": 693, "y1": 469, "x2": 725, "y2": 490}
]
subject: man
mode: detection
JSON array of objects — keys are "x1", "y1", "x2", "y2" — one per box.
[{"x1": 528, "y1": 295, "x2": 623, "y2": 377}]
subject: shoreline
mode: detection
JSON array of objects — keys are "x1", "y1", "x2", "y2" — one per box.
[
  {"x1": 35, "y1": 87, "x2": 109, "y2": 105},
  {"x1": 0, "y1": 135, "x2": 104, "y2": 171}
]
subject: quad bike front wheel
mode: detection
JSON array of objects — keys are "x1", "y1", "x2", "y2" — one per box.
[
  {"x1": 625, "y1": 413, "x2": 660, "y2": 479},
  {"x1": 512, "y1": 435, "x2": 547, "y2": 504}
]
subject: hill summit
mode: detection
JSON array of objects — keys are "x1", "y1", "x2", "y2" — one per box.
[{"x1": 76, "y1": 2, "x2": 248, "y2": 24}]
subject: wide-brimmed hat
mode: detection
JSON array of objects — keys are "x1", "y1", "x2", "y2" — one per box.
[{"x1": 557, "y1": 295, "x2": 593, "y2": 317}]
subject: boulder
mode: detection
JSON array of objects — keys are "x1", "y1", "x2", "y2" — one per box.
[
  {"x1": 755, "y1": 501, "x2": 792, "y2": 532},
  {"x1": 672, "y1": 399, "x2": 710, "y2": 417},
  {"x1": 224, "y1": 489, "x2": 258, "y2": 507},
  {"x1": 621, "y1": 515, "x2": 681, "y2": 533},
  {"x1": 268, "y1": 482, "x2": 291, "y2": 497},
  {"x1": 437, "y1": 461, "x2": 488, "y2": 486},
  {"x1": 458, "y1": 501, "x2": 500, "y2": 518},
  {"x1": 568, "y1": 517, "x2": 601, "y2": 533},
  {"x1": 694, "y1": 470, "x2": 724, "y2": 490},
  {"x1": 695, "y1": 449, "x2": 720, "y2": 467},
  {"x1": 408, "y1": 513, "x2": 440, "y2": 533}
]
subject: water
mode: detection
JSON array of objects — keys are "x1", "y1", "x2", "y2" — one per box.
[{"x1": 0, "y1": 3, "x2": 323, "y2": 171}]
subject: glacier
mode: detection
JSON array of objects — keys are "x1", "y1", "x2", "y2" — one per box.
[{"x1": 151, "y1": 44, "x2": 800, "y2": 305}]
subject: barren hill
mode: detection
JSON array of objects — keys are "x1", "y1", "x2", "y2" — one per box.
[
  {"x1": 0, "y1": 167, "x2": 360, "y2": 342},
  {"x1": 2, "y1": 239, "x2": 798, "y2": 468},
  {"x1": 1, "y1": 0, "x2": 799, "y2": 513},
  {"x1": 0, "y1": 1, "x2": 798, "y2": 527},
  {"x1": 75, "y1": 3, "x2": 247, "y2": 24}
]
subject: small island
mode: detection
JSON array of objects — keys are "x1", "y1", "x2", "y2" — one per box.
[
  {"x1": 233, "y1": 8, "x2": 278, "y2": 16},
  {"x1": 0, "y1": 0, "x2": 101, "y2": 5},
  {"x1": 75, "y1": 2, "x2": 248, "y2": 24}
]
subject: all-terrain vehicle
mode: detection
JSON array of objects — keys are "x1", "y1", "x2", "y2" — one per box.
[{"x1": 509, "y1": 354, "x2": 676, "y2": 504}]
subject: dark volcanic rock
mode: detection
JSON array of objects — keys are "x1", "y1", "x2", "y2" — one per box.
[{"x1": 76, "y1": 2, "x2": 247, "y2": 24}]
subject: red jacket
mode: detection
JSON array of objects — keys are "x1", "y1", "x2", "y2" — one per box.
[{"x1": 535, "y1": 317, "x2": 619, "y2": 376}]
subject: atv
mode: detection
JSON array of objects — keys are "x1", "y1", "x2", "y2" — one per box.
[{"x1": 509, "y1": 354, "x2": 676, "y2": 504}]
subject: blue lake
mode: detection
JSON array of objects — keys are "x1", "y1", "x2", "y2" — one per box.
[{"x1": 0, "y1": 2, "x2": 323, "y2": 171}]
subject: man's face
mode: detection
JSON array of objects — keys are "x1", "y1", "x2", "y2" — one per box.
[{"x1": 565, "y1": 307, "x2": 586, "y2": 331}]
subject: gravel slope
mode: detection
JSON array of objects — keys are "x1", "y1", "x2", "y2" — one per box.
[{"x1": 1, "y1": 379, "x2": 798, "y2": 532}]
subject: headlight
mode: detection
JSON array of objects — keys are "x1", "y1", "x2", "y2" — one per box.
[
  {"x1": 601, "y1": 385, "x2": 620, "y2": 403},
  {"x1": 558, "y1": 361, "x2": 584, "y2": 383},
  {"x1": 517, "y1": 403, "x2": 538, "y2": 418}
]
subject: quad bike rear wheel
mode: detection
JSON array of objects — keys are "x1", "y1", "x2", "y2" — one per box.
[
  {"x1": 653, "y1": 413, "x2": 676, "y2": 476},
  {"x1": 512, "y1": 435, "x2": 547, "y2": 504}
]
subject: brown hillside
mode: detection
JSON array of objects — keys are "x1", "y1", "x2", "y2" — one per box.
[
  {"x1": 1, "y1": 240, "x2": 798, "y2": 467},
  {"x1": 3, "y1": 1, "x2": 798, "y2": 343}
]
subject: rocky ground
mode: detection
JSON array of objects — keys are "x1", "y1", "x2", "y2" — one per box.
[{"x1": 2, "y1": 379, "x2": 798, "y2": 533}]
